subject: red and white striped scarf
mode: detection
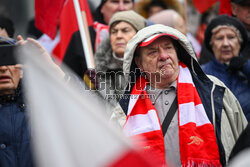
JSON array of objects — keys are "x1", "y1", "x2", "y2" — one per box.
[{"x1": 123, "y1": 62, "x2": 221, "y2": 167}]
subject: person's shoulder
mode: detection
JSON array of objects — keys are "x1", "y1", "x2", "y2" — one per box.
[{"x1": 207, "y1": 75, "x2": 226, "y2": 87}]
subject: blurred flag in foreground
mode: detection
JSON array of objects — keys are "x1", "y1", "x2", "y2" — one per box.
[{"x1": 19, "y1": 44, "x2": 154, "y2": 167}]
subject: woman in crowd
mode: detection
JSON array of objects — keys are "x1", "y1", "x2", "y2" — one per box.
[
  {"x1": 202, "y1": 15, "x2": 250, "y2": 121},
  {"x1": 95, "y1": 10, "x2": 146, "y2": 107}
]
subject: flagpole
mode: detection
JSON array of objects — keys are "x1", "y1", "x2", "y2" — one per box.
[{"x1": 72, "y1": 0, "x2": 95, "y2": 69}]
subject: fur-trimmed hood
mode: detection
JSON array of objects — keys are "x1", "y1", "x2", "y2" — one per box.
[
  {"x1": 123, "y1": 24, "x2": 206, "y2": 85},
  {"x1": 95, "y1": 38, "x2": 123, "y2": 73}
]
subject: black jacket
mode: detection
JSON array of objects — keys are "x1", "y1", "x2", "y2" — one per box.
[{"x1": 62, "y1": 26, "x2": 96, "y2": 78}]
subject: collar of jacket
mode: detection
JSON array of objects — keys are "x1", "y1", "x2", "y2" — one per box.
[{"x1": 95, "y1": 38, "x2": 123, "y2": 73}]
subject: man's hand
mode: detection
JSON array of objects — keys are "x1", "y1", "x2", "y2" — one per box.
[{"x1": 17, "y1": 35, "x2": 65, "y2": 79}]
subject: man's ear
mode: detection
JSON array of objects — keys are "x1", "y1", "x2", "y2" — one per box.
[{"x1": 134, "y1": 56, "x2": 143, "y2": 71}]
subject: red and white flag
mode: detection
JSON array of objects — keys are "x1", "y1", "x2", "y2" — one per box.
[
  {"x1": 19, "y1": 44, "x2": 155, "y2": 167},
  {"x1": 35, "y1": 0, "x2": 93, "y2": 63},
  {"x1": 55, "y1": 0, "x2": 93, "y2": 62},
  {"x1": 35, "y1": 0, "x2": 65, "y2": 39}
]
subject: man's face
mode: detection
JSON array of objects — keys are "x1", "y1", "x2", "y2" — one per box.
[
  {"x1": 232, "y1": 3, "x2": 250, "y2": 30},
  {"x1": 210, "y1": 27, "x2": 241, "y2": 63},
  {"x1": 135, "y1": 36, "x2": 179, "y2": 87},
  {"x1": 110, "y1": 21, "x2": 137, "y2": 58},
  {"x1": 101, "y1": 0, "x2": 134, "y2": 24},
  {"x1": 0, "y1": 64, "x2": 22, "y2": 95}
]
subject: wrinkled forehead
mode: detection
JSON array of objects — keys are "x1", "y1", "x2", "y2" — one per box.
[{"x1": 210, "y1": 25, "x2": 242, "y2": 44}]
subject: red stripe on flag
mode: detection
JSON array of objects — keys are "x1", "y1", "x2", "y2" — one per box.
[
  {"x1": 193, "y1": 0, "x2": 218, "y2": 13},
  {"x1": 35, "y1": 0, "x2": 66, "y2": 39},
  {"x1": 219, "y1": 0, "x2": 232, "y2": 16}
]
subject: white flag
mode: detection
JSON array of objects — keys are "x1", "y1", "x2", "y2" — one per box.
[{"x1": 18, "y1": 44, "x2": 152, "y2": 167}]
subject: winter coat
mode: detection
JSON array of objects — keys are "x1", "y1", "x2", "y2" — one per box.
[
  {"x1": 136, "y1": 0, "x2": 183, "y2": 18},
  {"x1": 110, "y1": 24, "x2": 247, "y2": 165},
  {"x1": 0, "y1": 84, "x2": 34, "y2": 167},
  {"x1": 202, "y1": 57, "x2": 250, "y2": 121},
  {"x1": 62, "y1": 27, "x2": 96, "y2": 78},
  {"x1": 95, "y1": 38, "x2": 126, "y2": 106}
]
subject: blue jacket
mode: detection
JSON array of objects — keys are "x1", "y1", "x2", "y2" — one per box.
[
  {"x1": 0, "y1": 85, "x2": 34, "y2": 167},
  {"x1": 202, "y1": 57, "x2": 250, "y2": 121}
]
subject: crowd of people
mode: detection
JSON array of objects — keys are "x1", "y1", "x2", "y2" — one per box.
[{"x1": 0, "y1": 0, "x2": 250, "y2": 166}]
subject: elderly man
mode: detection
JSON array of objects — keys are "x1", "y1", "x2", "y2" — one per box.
[
  {"x1": 111, "y1": 24, "x2": 247, "y2": 166},
  {"x1": 0, "y1": 36, "x2": 34, "y2": 166},
  {"x1": 202, "y1": 15, "x2": 250, "y2": 121}
]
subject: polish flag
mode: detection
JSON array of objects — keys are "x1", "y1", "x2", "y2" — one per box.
[
  {"x1": 19, "y1": 43, "x2": 155, "y2": 167},
  {"x1": 35, "y1": 0, "x2": 93, "y2": 63}
]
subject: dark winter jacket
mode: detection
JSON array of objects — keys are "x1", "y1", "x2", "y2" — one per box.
[
  {"x1": 62, "y1": 27, "x2": 96, "y2": 78},
  {"x1": 95, "y1": 38, "x2": 125, "y2": 106},
  {"x1": 0, "y1": 84, "x2": 34, "y2": 167},
  {"x1": 202, "y1": 57, "x2": 250, "y2": 121}
]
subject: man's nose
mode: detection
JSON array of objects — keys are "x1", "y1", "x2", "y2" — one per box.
[{"x1": 158, "y1": 48, "x2": 168, "y2": 61}]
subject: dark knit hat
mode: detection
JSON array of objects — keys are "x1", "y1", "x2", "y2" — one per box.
[
  {"x1": 231, "y1": 0, "x2": 250, "y2": 5},
  {"x1": 0, "y1": 15, "x2": 15, "y2": 38},
  {"x1": 204, "y1": 15, "x2": 247, "y2": 53},
  {"x1": 94, "y1": 0, "x2": 135, "y2": 24},
  {"x1": 109, "y1": 10, "x2": 146, "y2": 32}
]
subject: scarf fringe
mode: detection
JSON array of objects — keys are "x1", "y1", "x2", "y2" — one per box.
[{"x1": 182, "y1": 159, "x2": 222, "y2": 167}]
